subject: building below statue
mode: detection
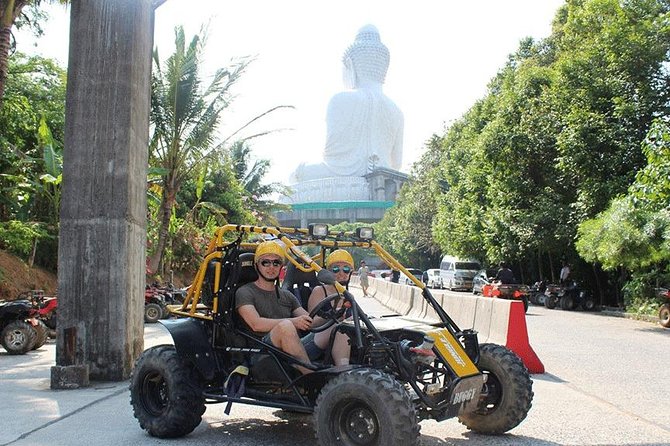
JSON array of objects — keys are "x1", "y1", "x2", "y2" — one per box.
[{"x1": 275, "y1": 167, "x2": 408, "y2": 227}]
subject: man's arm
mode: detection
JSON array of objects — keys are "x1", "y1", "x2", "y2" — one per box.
[
  {"x1": 238, "y1": 304, "x2": 282, "y2": 334},
  {"x1": 238, "y1": 304, "x2": 312, "y2": 333}
]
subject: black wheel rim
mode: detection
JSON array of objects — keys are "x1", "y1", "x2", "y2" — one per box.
[
  {"x1": 477, "y1": 371, "x2": 503, "y2": 415},
  {"x1": 140, "y1": 370, "x2": 169, "y2": 416},
  {"x1": 334, "y1": 401, "x2": 379, "y2": 445}
]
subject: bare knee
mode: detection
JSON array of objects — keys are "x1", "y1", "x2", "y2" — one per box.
[{"x1": 271, "y1": 320, "x2": 299, "y2": 346}]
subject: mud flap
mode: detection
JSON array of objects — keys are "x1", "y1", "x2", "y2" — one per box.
[{"x1": 161, "y1": 318, "x2": 217, "y2": 380}]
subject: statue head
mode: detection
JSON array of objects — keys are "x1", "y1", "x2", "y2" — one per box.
[{"x1": 342, "y1": 24, "x2": 390, "y2": 89}]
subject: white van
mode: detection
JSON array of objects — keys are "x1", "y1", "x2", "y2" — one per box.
[{"x1": 439, "y1": 255, "x2": 481, "y2": 291}]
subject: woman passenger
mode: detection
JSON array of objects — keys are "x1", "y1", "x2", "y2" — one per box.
[{"x1": 304, "y1": 249, "x2": 354, "y2": 366}]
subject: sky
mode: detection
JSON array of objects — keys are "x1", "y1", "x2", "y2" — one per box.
[{"x1": 17, "y1": 0, "x2": 566, "y2": 186}]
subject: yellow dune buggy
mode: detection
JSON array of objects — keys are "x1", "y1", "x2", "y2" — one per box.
[{"x1": 129, "y1": 224, "x2": 533, "y2": 445}]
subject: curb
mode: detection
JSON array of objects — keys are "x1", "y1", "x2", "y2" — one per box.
[{"x1": 600, "y1": 309, "x2": 660, "y2": 324}]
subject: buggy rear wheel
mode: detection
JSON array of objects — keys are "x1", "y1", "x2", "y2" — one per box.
[
  {"x1": 458, "y1": 343, "x2": 533, "y2": 434},
  {"x1": 659, "y1": 303, "x2": 670, "y2": 328},
  {"x1": 1, "y1": 320, "x2": 37, "y2": 354},
  {"x1": 129, "y1": 345, "x2": 205, "y2": 438},
  {"x1": 314, "y1": 368, "x2": 420, "y2": 446}
]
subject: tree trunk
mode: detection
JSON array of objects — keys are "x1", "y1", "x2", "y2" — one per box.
[
  {"x1": 548, "y1": 253, "x2": 556, "y2": 283},
  {"x1": 28, "y1": 236, "x2": 37, "y2": 268},
  {"x1": 147, "y1": 187, "x2": 174, "y2": 276},
  {"x1": 0, "y1": 0, "x2": 29, "y2": 108}
]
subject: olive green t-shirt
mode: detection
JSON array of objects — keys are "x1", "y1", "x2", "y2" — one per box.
[{"x1": 235, "y1": 282, "x2": 301, "y2": 336}]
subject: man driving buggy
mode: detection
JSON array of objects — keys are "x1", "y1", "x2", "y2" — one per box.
[{"x1": 236, "y1": 240, "x2": 314, "y2": 374}]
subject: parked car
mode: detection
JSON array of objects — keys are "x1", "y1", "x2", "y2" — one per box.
[
  {"x1": 400, "y1": 268, "x2": 423, "y2": 286},
  {"x1": 472, "y1": 269, "x2": 497, "y2": 295},
  {"x1": 439, "y1": 255, "x2": 481, "y2": 291},
  {"x1": 424, "y1": 268, "x2": 443, "y2": 289},
  {"x1": 369, "y1": 269, "x2": 391, "y2": 281}
]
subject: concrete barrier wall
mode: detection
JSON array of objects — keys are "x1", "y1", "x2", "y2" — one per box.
[{"x1": 361, "y1": 277, "x2": 544, "y2": 373}]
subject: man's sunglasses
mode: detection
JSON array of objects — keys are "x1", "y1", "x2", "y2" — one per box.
[
  {"x1": 259, "y1": 259, "x2": 283, "y2": 267},
  {"x1": 331, "y1": 266, "x2": 352, "y2": 274}
]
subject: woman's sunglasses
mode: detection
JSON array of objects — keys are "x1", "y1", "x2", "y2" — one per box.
[
  {"x1": 331, "y1": 266, "x2": 352, "y2": 274},
  {"x1": 259, "y1": 259, "x2": 283, "y2": 267}
]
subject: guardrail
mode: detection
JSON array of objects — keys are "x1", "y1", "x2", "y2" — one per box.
[{"x1": 350, "y1": 275, "x2": 544, "y2": 373}]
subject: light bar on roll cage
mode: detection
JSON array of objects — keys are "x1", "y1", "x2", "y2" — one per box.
[
  {"x1": 355, "y1": 227, "x2": 374, "y2": 241},
  {"x1": 308, "y1": 223, "x2": 329, "y2": 239}
]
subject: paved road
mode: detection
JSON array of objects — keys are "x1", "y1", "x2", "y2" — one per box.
[{"x1": 1, "y1": 288, "x2": 669, "y2": 445}]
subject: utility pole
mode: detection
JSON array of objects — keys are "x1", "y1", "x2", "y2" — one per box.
[{"x1": 51, "y1": 0, "x2": 153, "y2": 387}]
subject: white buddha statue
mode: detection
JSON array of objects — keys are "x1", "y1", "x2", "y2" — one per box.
[{"x1": 290, "y1": 25, "x2": 404, "y2": 185}]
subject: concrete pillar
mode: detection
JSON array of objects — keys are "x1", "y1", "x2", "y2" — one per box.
[{"x1": 52, "y1": 0, "x2": 153, "y2": 388}]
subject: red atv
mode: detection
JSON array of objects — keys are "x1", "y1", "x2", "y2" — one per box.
[
  {"x1": 144, "y1": 283, "x2": 186, "y2": 323},
  {"x1": 144, "y1": 286, "x2": 168, "y2": 324},
  {"x1": 0, "y1": 298, "x2": 46, "y2": 354},
  {"x1": 482, "y1": 282, "x2": 530, "y2": 312},
  {"x1": 656, "y1": 288, "x2": 670, "y2": 329},
  {"x1": 27, "y1": 290, "x2": 58, "y2": 338}
]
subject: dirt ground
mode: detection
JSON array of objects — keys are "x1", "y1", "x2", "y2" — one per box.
[{"x1": 0, "y1": 250, "x2": 58, "y2": 300}]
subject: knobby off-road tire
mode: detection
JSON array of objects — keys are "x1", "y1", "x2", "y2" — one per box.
[
  {"x1": 560, "y1": 295, "x2": 574, "y2": 311},
  {"x1": 144, "y1": 303, "x2": 162, "y2": 324},
  {"x1": 1, "y1": 320, "x2": 37, "y2": 354},
  {"x1": 659, "y1": 303, "x2": 670, "y2": 328},
  {"x1": 459, "y1": 343, "x2": 533, "y2": 435},
  {"x1": 581, "y1": 297, "x2": 596, "y2": 312},
  {"x1": 544, "y1": 294, "x2": 558, "y2": 309},
  {"x1": 129, "y1": 345, "x2": 205, "y2": 438},
  {"x1": 314, "y1": 368, "x2": 420, "y2": 446},
  {"x1": 32, "y1": 320, "x2": 48, "y2": 350}
]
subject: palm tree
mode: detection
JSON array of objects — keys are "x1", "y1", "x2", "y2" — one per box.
[
  {"x1": 227, "y1": 141, "x2": 290, "y2": 224},
  {"x1": 147, "y1": 26, "x2": 289, "y2": 275}
]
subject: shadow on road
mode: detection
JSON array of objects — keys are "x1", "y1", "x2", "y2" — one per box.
[
  {"x1": 634, "y1": 326, "x2": 670, "y2": 336},
  {"x1": 532, "y1": 372, "x2": 568, "y2": 384},
  {"x1": 420, "y1": 432, "x2": 562, "y2": 445}
]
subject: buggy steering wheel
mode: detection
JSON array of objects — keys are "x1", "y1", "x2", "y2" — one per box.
[{"x1": 308, "y1": 293, "x2": 350, "y2": 333}]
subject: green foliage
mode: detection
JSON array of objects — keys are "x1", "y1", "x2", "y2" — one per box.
[
  {"x1": 147, "y1": 26, "x2": 290, "y2": 275},
  {"x1": 576, "y1": 120, "x2": 670, "y2": 274},
  {"x1": 383, "y1": 0, "x2": 670, "y2": 302},
  {"x1": 376, "y1": 136, "x2": 444, "y2": 269},
  {"x1": 0, "y1": 220, "x2": 48, "y2": 259},
  {"x1": 226, "y1": 141, "x2": 289, "y2": 224},
  {"x1": 0, "y1": 53, "x2": 66, "y2": 223},
  {"x1": 622, "y1": 268, "x2": 670, "y2": 314}
]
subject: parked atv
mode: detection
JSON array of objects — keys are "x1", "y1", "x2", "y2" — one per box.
[
  {"x1": 544, "y1": 282, "x2": 595, "y2": 311},
  {"x1": 528, "y1": 280, "x2": 547, "y2": 306},
  {"x1": 656, "y1": 288, "x2": 670, "y2": 328},
  {"x1": 481, "y1": 282, "x2": 530, "y2": 312},
  {"x1": 144, "y1": 286, "x2": 169, "y2": 323},
  {"x1": 130, "y1": 224, "x2": 534, "y2": 445},
  {"x1": 26, "y1": 290, "x2": 58, "y2": 339},
  {"x1": 0, "y1": 299, "x2": 44, "y2": 354}
]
